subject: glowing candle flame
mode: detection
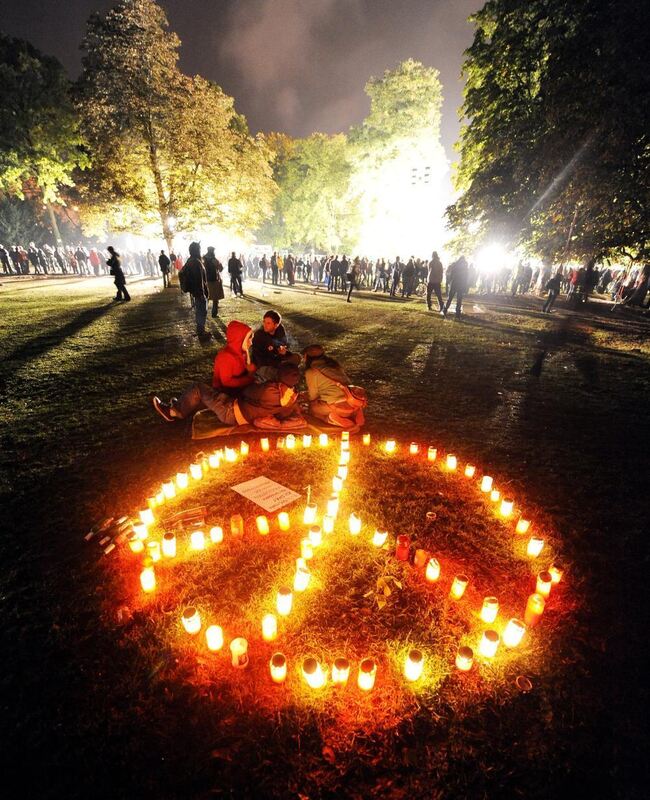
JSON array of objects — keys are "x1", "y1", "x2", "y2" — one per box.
[
  {"x1": 479, "y1": 629, "x2": 499, "y2": 658},
  {"x1": 181, "y1": 607, "x2": 201, "y2": 635},
  {"x1": 276, "y1": 587, "x2": 292, "y2": 616},
  {"x1": 162, "y1": 532, "x2": 176, "y2": 558},
  {"x1": 357, "y1": 658, "x2": 377, "y2": 691},
  {"x1": 373, "y1": 530, "x2": 388, "y2": 547},
  {"x1": 480, "y1": 475, "x2": 493, "y2": 493},
  {"x1": 480, "y1": 596, "x2": 499, "y2": 624},
  {"x1": 190, "y1": 530, "x2": 205, "y2": 551},
  {"x1": 425, "y1": 558, "x2": 441, "y2": 582},
  {"x1": 270, "y1": 652, "x2": 287, "y2": 683},
  {"x1": 206, "y1": 625, "x2": 224, "y2": 651},
  {"x1": 302, "y1": 657, "x2": 326, "y2": 689},
  {"x1": 503, "y1": 618, "x2": 526, "y2": 648},
  {"x1": 455, "y1": 646, "x2": 474, "y2": 671},
  {"x1": 210, "y1": 526, "x2": 223, "y2": 544},
  {"x1": 262, "y1": 613, "x2": 277, "y2": 641},
  {"x1": 404, "y1": 649, "x2": 424, "y2": 681},
  {"x1": 450, "y1": 574, "x2": 469, "y2": 599}
]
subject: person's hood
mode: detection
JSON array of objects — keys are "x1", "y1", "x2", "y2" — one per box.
[{"x1": 225, "y1": 320, "x2": 252, "y2": 351}]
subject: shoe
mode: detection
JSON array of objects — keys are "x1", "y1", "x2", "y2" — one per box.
[
  {"x1": 328, "y1": 411, "x2": 355, "y2": 429},
  {"x1": 440, "y1": 309, "x2": 447, "y2": 317},
  {"x1": 153, "y1": 396, "x2": 177, "y2": 422}
]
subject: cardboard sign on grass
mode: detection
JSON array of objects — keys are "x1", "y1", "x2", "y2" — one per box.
[{"x1": 231, "y1": 476, "x2": 301, "y2": 513}]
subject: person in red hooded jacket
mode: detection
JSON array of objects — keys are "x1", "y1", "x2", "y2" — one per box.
[{"x1": 212, "y1": 320, "x2": 257, "y2": 394}]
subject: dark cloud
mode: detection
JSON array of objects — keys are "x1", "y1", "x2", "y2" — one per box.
[{"x1": 0, "y1": 0, "x2": 478, "y2": 156}]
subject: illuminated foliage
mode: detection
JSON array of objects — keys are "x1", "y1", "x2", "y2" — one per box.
[
  {"x1": 0, "y1": 34, "x2": 88, "y2": 204},
  {"x1": 448, "y1": 0, "x2": 649, "y2": 262},
  {"x1": 76, "y1": 0, "x2": 275, "y2": 247}
]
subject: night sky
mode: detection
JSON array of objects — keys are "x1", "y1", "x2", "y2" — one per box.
[{"x1": 0, "y1": 0, "x2": 478, "y2": 159}]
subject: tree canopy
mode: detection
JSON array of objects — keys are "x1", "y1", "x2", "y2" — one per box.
[
  {"x1": 76, "y1": 0, "x2": 275, "y2": 248},
  {"x1": 447, "y1": 0, "x2": 649, "y2": 262},
  {"x1": 0, "y1": 34, "x2": 88, "y2": 204}
]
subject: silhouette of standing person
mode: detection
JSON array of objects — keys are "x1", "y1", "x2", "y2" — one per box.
[{"x1": 106, "y1": 246, "x2": 130, "y2": 301}]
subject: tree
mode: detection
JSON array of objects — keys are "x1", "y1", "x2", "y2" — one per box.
[
  {"x1": 258, "y1": 133, "x2": 358, "y2": 252},
  {"x1": 447, "y1": 0, "x2": 649, "y2": 263},
  {"x1": 349, "y1": 60, "x2": 448, "y2": 256},
  {"x1": 0, "y1": 35, "x2": 88, "y2": 242},
  {"x1": 76, "y1": 0, "x2": 275, "y2": 249}
]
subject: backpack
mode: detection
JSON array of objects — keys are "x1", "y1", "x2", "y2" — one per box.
[{"x1": 178, "y1": 266, "x2": 190, "y2": 293}]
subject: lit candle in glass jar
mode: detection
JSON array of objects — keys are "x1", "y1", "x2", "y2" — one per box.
[
  {"x1": 230, "y1": 514, "x2": 244, "y2": 537},
  {"x1": 276, "y1": 436, "x2": 285, "y2": 449},
  {"x1": 133, "y1": 523, "x2": 148, "y2": 541},
  {"x1": 395, "y1": 535, "x2": 410, "y2": 561},
  {"x1": 210, "y1": 526, "x2": 223, "y2": 544},
  {"x1": 230, "y1": 637, "x2": 249, "y2": 668},
  {"x1": 303, "y1": 503, "x2": 317, "y2": 524},
  {"x1": 428, "y1": 446, "x2": 437, "y2": 461},
  {"x1": 302, "y1": 657, "x2": 326, "y2": 689},
  {"x1": 189, "y1": 462, "x2": 202, "y2": 480},
  {"x1": 308, "y1": 525, "x2": 322, "y2": 547},
  {"x1": 294, "y1": 564, "x2": 310, "y2": 592},
  {"x1": 327, "y1": 495, "x2": 339, "y2": 518},
  {"x1": 176, "y1": 472, "x2": 189, "y2": 489},
  {"x1": 503, "y1": 618, "x2": 526, "y2": 648},
  {"x1": 190, "y1": 530, "x2": 205, "y2": 551},
  {"x1": 348, "y1": 513, "x2": 362, "y2": 535},
  {"x1": 490, "y1": 489, "x2": 500, "y2": 503},
  {"x1": 363, "y1": 433, "x2": 371, "y2": 445},
  {"x1": 450, "y1": 574, "x2": 469, "y2": 599},
  {"x1": 524, "y1": 593, "x2": 545, "y2": 626},
  {"x1": 323, "y1": 515, "x2": 335, "y2": 534},
  {"x1": 357, "y1": 658, "x2": 377, "y2": 691},
  {"x1": 181, "y1": 607, "x2": 201, "y2": 635},
  {"x1": 208, "y1": 452, "x2": 220, "y2": 468},
  {"x1": 319, "y1": 433, "x2": 329, "y2": 447},
  {"x1": 425, "y1": 557, "x2": 441, "y2": 582},
  {"x1": 478, "y1": 629, "x2": 499, "y2": 658},
  {"x1": 464, "y1": 464, "x2": 476, "y2": 478},
  {"x1": 260, "y1": 437, "x2": 270, "y2": 452},
  {"x1": 240, "y1": 441, "x2": 249, "y2": 456},
  {"x1": 341, "y1": 431, "x2": 350, "y2": 442},
  {"x1": 262, "y1": 613, "x2": 277, "y2": 641},
  {"x1": 340, "y1": 439, "x2": 350, "y2": 452},
  {"x1": 147, "y1": 495, "x2": 158, "y2": 510},
  {"x1": 206, "y1": 625, "x2": 224, "y2": 651},
  {"x1": 480, "y1": 475, "x2": 493, "y2": 493},
  {"x1": 372, "y1": 530, "x2": 388, "y2": 547},
  {"x1": 256, "y1": 515, "x2": 270, "y2": 535},
  {"x1": 139, "y1": 508, "x2": 154, "y2": 526},
  {"x1": 270, "y1": 652, "x2": 287, "y2": 683},
  {"x1": 414, "y1": 548, "x2": 429, "y2": 568},
  {"x1": 277, "y1": 586, "x2": 292, "y2": 616},
  {"x1": 446, "y1": 454, "x2": 457, "y2": 471},
  {"x1": 147, "y1": 540, "x2": 161, "y2": 562},
  {"x1": 340, "y1": 450, "x2": 350, "y2": 465},
  {"x1": 302, "y1": 434, "x2": 312, "y2": 448},
  {"x1": 337, "y1": 463, "x2": 348, "y2": 480},
  {"x1": 410, "y1": 442, "x2": 419, "y2": 455},
  {"x1": 332, "y1": 476, "x2": 343, "y2": 492},
  {"x1": 162, "y1": 531, "x2": 176, "y2": 558},
  {"x1": 456, "y1": 645, "x2": 474, "y2": 671},
  {"x1": 277, "y1": 512, "x2": 290, "y2": 531},
  {"x1": 404, "y1": 649, "x2": 424, "y2": 681},
  {"x1": 500, "y1": 497, "x2": 514, "y2": 517},
  {"x1": 527, "y1": 537, "x2": 544, "y2": 558},
  {"x1": 480, "y1": 596, "x2": 499, "y2": 623},
  {"x1": 516, "y1": 517, "x2": 530, "y2": 534},
  {"x1": 385, "y1": 439, "x2": 396, "y2": 453},
  {"x1": 549, "y1": 563, "x2": 564, "y2": 584},
  {"x1": 155, "y1": 490, "x2": 165, "y2": 506},
  {"x1": 301, "y1": 538, "x2": 313, "y2": 560},
  {"x1": 286, "y1": 434, "x2": 296, "y2": 450},
  {"x1": 161, "y1": 482, "x2": 175, "y2": 501},
  {"x1": 140, "y1": 562, "x2": 156, "y2": 593},
  {"x1": 127, "y1": 532, "x2": 144, "y2": 553},
  {"x1": 332, "y1": 657, "x2": 350, "y2": 686},
  {"x1": 536, "y1": 571, "x2": 553, "y2": 598}
]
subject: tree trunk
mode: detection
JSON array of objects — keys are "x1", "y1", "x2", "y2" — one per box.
[
  {"x1": 46, "y1": 203, "x2": 63, "y2": 246},
  {"x1": 148, "y1": 141, "x2": 174, "y2": 253}
]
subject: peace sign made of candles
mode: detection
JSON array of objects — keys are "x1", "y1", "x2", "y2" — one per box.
[{"x1": 110, "y1": 432, "x2": 566, "y2": 723}]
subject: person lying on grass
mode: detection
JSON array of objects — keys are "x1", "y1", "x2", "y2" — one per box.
[
  {"x1": 301, "y1": 344, "x2": 367, "y2": 430},
  {"x1": 152, "y1": 364, "x2": 303, "y2": 430}
]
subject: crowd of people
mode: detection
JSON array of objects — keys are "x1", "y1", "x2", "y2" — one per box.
[{"x1": 152, "y1": 309, "x2": 367, "y2": 433}]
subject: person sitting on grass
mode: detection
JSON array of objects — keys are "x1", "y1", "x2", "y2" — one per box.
[
  {"x1": 212, "y1": 320, "x2": 257, "y2": 394},
  {"x1": 252, "y1": 310, "x2": 301, "y2": 381},
  {"x1": 301, "y1": 344, "x2": 366, "y2": 430},
  {"x1": 152, "y1": 364, "x2": 302, "y2": 429}
]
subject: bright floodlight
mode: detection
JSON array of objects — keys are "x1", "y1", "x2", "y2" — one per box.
[{"x1": 475, "y1": 242, "x2": 507, "y2": 274}]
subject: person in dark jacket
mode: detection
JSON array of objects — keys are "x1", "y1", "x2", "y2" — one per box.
[
  {"x1": 179, "y1": 242, "x2": 210, "y2": 339},
  {"x1": 442, "y1": 256, "x2": 469, "y2": 318},
  {"x1": 228, "y1": 252, "x2": 244, "y2": 297},
  {"x1": 204, "y1": 246, "x2": 225, "y2": 317},
  {"x1": 426, "y1": 251, "x2": 444, "y2": 311},
  {"x1": 252, "y1": 310, "x2": 301, "y2": 378},
  {"x1": 106, "y1": 246, "x2": 131, "y2": 301},
  {"x1": 158, "y1": 250, "x2": 171, "y2": 287},
  {"x1": 152, "y1": 363, "x2": 302, "y2": 428},
  {"x1": 542, "y1": 271, "x2": 562, "y2": 313}
]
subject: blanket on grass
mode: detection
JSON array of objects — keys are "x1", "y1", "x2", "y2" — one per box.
[{"x1": 191, "y1": 409, "x2": 359, "y2": 440}]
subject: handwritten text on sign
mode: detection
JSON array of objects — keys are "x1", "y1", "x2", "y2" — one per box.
[{"x1": 231, "y1": 476, "x2": 301, "y2": 513}]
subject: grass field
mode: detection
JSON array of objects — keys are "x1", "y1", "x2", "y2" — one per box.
[{"x1": 1, "y1": 274, "x2": 649, "y2": 799}]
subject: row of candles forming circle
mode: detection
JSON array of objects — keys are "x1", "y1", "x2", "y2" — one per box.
[{"x1": 129, "y1": 432, "x2": 564, "y2": 685}]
